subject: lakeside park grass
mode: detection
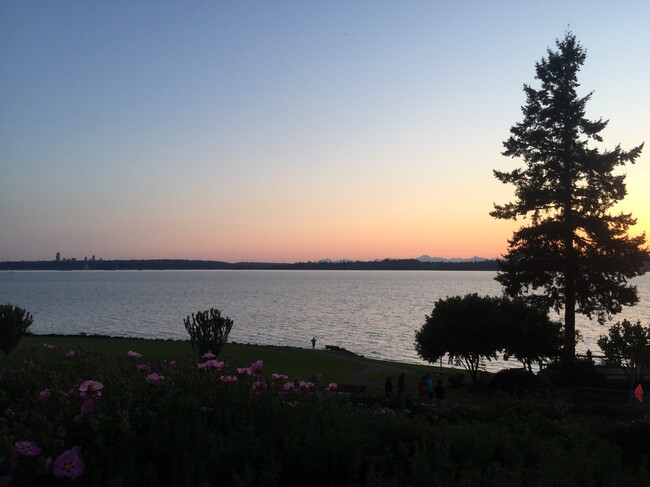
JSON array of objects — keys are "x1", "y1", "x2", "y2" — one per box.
[
  {"x1": 5, "y1": 336, "x2": 650, "y2": 483},
  {"x1": 15, "y1": 334, "x2": 451, "y2": 391}
]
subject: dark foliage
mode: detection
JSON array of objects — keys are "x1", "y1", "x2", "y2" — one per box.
[
  {"x1": 491, "y1": 32, "x2": 649, "y2": 360},
  {"x1": 416, "y1": 294, "x2": 562, "y2": 382},
  {"x1": 542, "y1": 359, "x2": 606, "y2": 388},
  {"x1": 0, "y1": 303, "x2": 33, "y2": 355},
  {"x1": 598, "y1": 319, "x2": 650, "y2": 388},
  {"x1": 490, "y1": 368, "x2": 550, "y2": 394},
  {"x1": 183, "y1": 308, "x2": 233, "y2": 356},
  {"x1": 415, "y1": 294, "x2": 503, "y2": 383}
]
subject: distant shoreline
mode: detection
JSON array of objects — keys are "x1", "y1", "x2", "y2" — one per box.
[{"x1": 0, "y1": 258, "x2": 500, "y2": 271}]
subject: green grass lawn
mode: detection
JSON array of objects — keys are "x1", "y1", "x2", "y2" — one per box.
[{"x1": 16, "y1": 334, "x2": 457, "y2": 392}]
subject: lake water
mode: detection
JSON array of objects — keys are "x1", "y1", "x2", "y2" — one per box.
[{"x1": 1, "y1": 270, "x2": 649, "y2": 368}]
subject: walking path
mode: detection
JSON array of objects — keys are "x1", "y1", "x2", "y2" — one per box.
[{"x1": 315, "y1": 349, "x2": 413, "y2": 389}]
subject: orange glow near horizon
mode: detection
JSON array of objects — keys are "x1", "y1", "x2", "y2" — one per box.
[{"x1": 2, "y1": 3, "x2": 648, "y2": 263}]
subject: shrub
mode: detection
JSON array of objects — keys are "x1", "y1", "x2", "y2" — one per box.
[
  {"x1": 0, "y1": 303, "x2": 33, "y2": 355},
  {"x1": 183, "y1": 308, "x2": 233, "y2": 356},
  {"x1": 490, "y1": 368, "x2": 549, "y2": 394}
]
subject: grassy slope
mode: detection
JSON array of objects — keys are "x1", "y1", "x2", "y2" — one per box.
[{"x1": 16, "y1": 335, "x2": 455, "y2": 392}]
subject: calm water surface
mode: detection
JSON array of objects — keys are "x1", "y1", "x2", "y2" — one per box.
[{"x1": 1, "y1": 270, "x2": 649, "y2": 367}]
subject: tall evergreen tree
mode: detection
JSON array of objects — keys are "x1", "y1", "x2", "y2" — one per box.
[{"x1": 491, "y1": 33, "x2": 648, "y2": 360}]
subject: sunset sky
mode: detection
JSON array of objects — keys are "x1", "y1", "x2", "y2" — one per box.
[{"x1": 1, "y1": 1, "x2": 648, "y2": 263}]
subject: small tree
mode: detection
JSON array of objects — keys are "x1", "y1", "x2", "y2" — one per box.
[
  {"x1": 597, "y1": 319, "x2": 650, "y2": 388},
  {"x1": 415, "y1": 294, "x2": 502, "y2": 383},
  {"x1": 500, "y1": 298, "x2": 563, "y2": 372},
  {"x1": 0, "y1": 303, "x2": 33, "y2": 355},
  {"x1": 184, "y1": 308, "x2": 233, "y2": 357}
]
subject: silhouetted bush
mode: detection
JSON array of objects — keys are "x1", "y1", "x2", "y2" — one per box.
[
  {"x1": 490, "y1": 368, "x2": 549, "y2": 394},
  {"x1": 183, "y1": 308, "x2": 233, "y2": 356},
  {"x1": 0, "y1": 303, "x2": 33, "y2": 355},
  {"x1": 542, "y1": 360, "x2": 606, "y2": 388}
]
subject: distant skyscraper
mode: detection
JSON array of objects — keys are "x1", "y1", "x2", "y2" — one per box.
[{"x1": 55, "y1": 252, "x2": 60, "y2": 262}]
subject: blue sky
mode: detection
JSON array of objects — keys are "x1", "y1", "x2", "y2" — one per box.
[{"x1": 1, "y1": 1, "x2": 648, "y2": 262}]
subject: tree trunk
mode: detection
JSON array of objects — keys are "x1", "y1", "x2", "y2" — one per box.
[
  {"x1": 562, "y1": 162, "x2": 576, "y2": 362},
  {"x1": 563, "y1": 218, "x2": 576, "y2": 361}
]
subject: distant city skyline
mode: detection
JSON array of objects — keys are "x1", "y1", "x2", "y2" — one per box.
[
  {"x1": 2, "y1": 2, "x2": 648, "y2": 263},
  {"x1": 3, "y1": 251, "x2": 492, "y2": 264}
]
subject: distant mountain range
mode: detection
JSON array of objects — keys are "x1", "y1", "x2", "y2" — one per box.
[
  {"x1": 416, "y1": 255, "x2": 489, "y2": 263},
  {"x1": 318, "y1": 255, "x2": 490, "y2": 264}
]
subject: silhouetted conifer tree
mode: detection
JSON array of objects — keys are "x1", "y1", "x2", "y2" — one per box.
[{"x1": 491, "y1": 32, "x2": 649, "y2": 360}]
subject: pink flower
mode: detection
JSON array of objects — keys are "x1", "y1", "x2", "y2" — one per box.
[
  {"x1": 0, "y1": 475, "x2": 13, "y2": 487},
  {"x1": 328, "y1": 383, "x2": 338, "y2": 392},
  {"x1": 219, "y1": 375, "x2": 238, "y2": 383},
  {"x1": 127, "y1": 350, "x2": 142, "y2": 358},
  {"x1": 283, "y1": 382, "x2": 295, "y2": 392},
  {"x1": 249, "y1": 360, "x2": 263, "y2": 373},
  {"x1": 65, "y1": 351, "x2": 76, "y2": 359},
  {"x1": 53, "y1": 446, "x2": 84, "y2": 479},
  {"x1": 80, "y1": 399, "x2": 94, "y2": 415},
  {"x1": 167, "y1": 360, "x2": 177, "y2": 367},
  {"x1": 146, "y1": 372, "x2": 165, "y2": 384},
  {"x1": 198, "y1": 360, "x2": 224, "y2": 370},
  {"x1": 38, "y1": 389, "x2": 50, "y2": 400},
  {"x1": 202, "y1": 352, "x2": 216, "y2": 359},
  {"x1": 299, "y1": 381, "x2": 315, "y2": 390},
  {"x1": 43, "y1": 343, "x2": 57, "y2": 350},
  {"x1": 251, "y1": 380, "x2": 265, "y2": 395},
  {"x1": 136, "y1": 364, "x2": 150, "y2": 372},
  {"x1": 79, "y1": 380, "x2": 103, "y2": 399},
  {"x1": 15, "y1": 441, "x2": 41, "y2": 457},
  {"x1": 271, "y1": 373, "x2": 288, "y2": 381}
]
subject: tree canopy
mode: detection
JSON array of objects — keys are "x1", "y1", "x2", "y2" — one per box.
[
  {"x1": 491, "y1": 32, "x2": 648, "y2": 360},
  {"x1": 597, "y1": 319, "x2": 650, "y2": 388},
  {"x1": 414, "y1": 294, "x2": 561, "y2": 381}
]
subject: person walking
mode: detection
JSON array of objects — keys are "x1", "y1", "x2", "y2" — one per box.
[
  {"x1": 418, "y1": 376, "x2": 428, "y2": 403},
  {"x1": 311, "y1": 337, "x2": 316, "y2": 350},
  {"x1": 426, "y1": 373, "x2": 433, "y2": 403}
]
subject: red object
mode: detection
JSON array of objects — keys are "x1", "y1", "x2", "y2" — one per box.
[{"x1": 634, "y1": 384, "x2": 643, "y2": 403}]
